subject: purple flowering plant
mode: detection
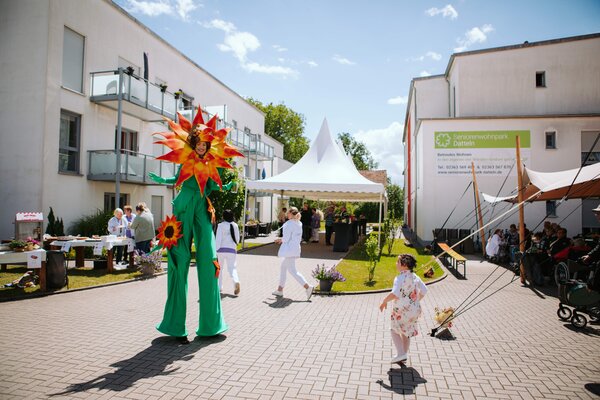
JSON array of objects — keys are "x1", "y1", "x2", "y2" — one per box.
[{"x1": 311, "y1": 263, "x2": 346, "y2": 282}]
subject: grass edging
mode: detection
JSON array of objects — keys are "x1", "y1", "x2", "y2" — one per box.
[{"x1": 314, "y1": 268, "x2": 448, "y2": 296}]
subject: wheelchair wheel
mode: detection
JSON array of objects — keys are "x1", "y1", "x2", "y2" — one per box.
[
  {"x1": 557, "y1": 305, "x2": 572, "y2": 321},
  {"x1": 571, "y1": 311, "x2": 587, "y2": 329},
  {"x1": 589, "y1": 307, "x2": 600, "y2": 322},
  {"x1": 555, "y1": 262, "x2": 569, "y2": 286}
]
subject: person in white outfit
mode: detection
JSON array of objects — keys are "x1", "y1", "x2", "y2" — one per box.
[
  {"x1": 273, "y1": 207, "x2": 314, "y2": 300},
  {"x1": 107, "y1": 208, "x2": 127, "y2": 266},
  {"x1": 215, "y1": 209, "x2": 241, "y2": 295},
  {"x1": 485, "y1": 229, "x2": 503, "y2": 259}
]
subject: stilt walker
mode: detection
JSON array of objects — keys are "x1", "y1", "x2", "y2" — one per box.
[{"x1": 149, "y1": 107, "x2": 244, "y2": 342}]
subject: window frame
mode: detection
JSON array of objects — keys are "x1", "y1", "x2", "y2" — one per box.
[
  {"x1": 58, "y1": 109, "x2": 82, "y2": 174},
  {"x1": 536, "y1": 71, "x2": 546, "y2": 88},
  {"x1": 545, "y1": 131, "x2": 556, "y2": 149},
  {"x1": 546, "y1": 200, "x2": 557, "y2": 218},
  {"x1": 62, "y1": 26, "x2": 85, "y2": 93}
]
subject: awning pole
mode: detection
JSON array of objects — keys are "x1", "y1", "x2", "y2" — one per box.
[
  {"x1": 241, "y1": 186, "x2": 249, "y2": 249},
  {"x1": 516, "y1": 136, "x2": 526, "y2": 284},
  {"x1": 378, "y1": 191, "x2": 383, "y2": 248}
]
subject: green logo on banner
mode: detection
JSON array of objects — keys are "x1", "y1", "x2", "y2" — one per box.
[{"x1": 434, "y1": 130, "x2": 530, "y2": 149}]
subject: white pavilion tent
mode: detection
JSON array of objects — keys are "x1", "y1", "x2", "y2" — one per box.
[{"x1": 243, "y1": 119, "x2": 386, "y2": 245}]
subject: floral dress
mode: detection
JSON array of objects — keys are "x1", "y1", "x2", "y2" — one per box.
[{"x1": 390, "y1": 271, "x2": 428, "y2": 337}]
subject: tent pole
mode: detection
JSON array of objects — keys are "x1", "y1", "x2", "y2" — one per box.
[
  {"x1": 378, "y1": 192, "x2": 383, "y2": 248},
  {"x1": 241, "y1": 186, "x2": 248, "y2": 249},
  {"x1": 471, "y1": 162, "x2": 486, "y2": 256},
  {"x1": 516, "y1": 136, "x2": 526, "y2": 284}
]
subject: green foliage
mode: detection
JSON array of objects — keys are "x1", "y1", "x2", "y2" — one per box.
[
  {"x1": 45, "y1": 207, "x2": 65, "y2": 236},
  {"x1": 70, "y1": 209, "x2": 112, "y2": 237},
  {"x1": 246, "y1": 98, "x2": 310, "y2": 163},
  {"x1": 354, "y1": 202, "x2": 382, "y2": 222},
  {"x1": 387, "y1": 183, "x2": 404, "y2": 219},
  {"x1": 384, "y1": 215, "x2": 400, "y2": 255},
  {"x1": 337, "y1": 132, "x2": 378, "y2": 170},
  {"x1": 365, "y1": 233, "x2": 380, "y2": 282},
  {"x1": 209, "y1": 167, "x2": 246, "y2": 224}
]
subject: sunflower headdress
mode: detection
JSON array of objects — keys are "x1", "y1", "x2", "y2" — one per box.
[{"x1": 154, "y1": 106, "x2": 244, "y2": 194}]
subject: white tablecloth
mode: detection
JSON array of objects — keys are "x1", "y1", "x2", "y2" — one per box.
[
  {"x1": 0, "y1": 250, "x2": 46, "y2": 268},
  {"x1": 50, "y1": 238, "x2": 135, "y2": 253}
]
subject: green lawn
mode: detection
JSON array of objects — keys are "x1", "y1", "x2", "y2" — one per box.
[
  {"x1": 0, "y1": 265, "x2": 146, "y2": 300},
  {"x1": 331, "y1": 237, "x2": 444, "y2": 292}
]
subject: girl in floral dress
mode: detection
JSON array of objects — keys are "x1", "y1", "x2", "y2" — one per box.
[{"x1": 379, "y1": 254, "x2": 428, "y2": 363}]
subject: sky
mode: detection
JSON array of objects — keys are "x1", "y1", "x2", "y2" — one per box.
[{"x1": 114, "y1": 0, "x2": 600, "y2": 185}]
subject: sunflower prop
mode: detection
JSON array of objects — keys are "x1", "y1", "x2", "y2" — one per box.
[
  {"x1": 156, "y1": 215, "x2": 183, "y2": 249},
  {"x1": 153, "y1": 107, "x2": 244, "y2": 194}
]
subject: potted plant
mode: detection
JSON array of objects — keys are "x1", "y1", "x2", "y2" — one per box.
[
  {"x1": 312, "y1": 263, "x2": 346, "y2": 292},
  {"x1": 9, "y1": 240, "x2": 28, "y2": 252},
  {"x1": 25, "y1": 237, "x2": 40, "y2": 251},
  {"x1": 134, "y1": 250, "x2": 163, "y2": 276}
]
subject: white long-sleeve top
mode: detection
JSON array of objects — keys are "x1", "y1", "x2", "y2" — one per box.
[
  {"x1": 107, "y1": 216, "x2": 125, "y2": 236},
  {"x1": 215, "y1": 221, "x2": 240, "y2": 252},
  {"x1": 278, "y1": 219, "x2": 302, "y2": 258}
]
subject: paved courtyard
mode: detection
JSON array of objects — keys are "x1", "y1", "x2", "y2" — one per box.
[{"x1": 0, "y1": 242, "x2": 599, "y2": 399}]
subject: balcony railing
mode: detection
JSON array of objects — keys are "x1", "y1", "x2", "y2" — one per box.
[
  {"x1": 87, "y1": 149, "x2": 176, "y2": 184},
  {"x1": 90, "y1": 68, "x2": 275, "y2": 160},
  {"x1": 90, "y1": 69, "x2": 178, "y2": 119}
]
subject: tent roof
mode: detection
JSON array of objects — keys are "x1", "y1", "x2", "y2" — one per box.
[
  {"x1": 245, "y1": 119, "x2": 385, "y2": 202},
  {"x1": 482, "y1": 163, "x2": 600, "y2": 203}
]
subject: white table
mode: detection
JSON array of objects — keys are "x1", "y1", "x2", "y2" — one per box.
[
  {"x1": 50, "y1": 238, "x2": 135, "y2": 273},
  {"x1": 0, "y1": 250, "x2": 48, "y2": 290}
]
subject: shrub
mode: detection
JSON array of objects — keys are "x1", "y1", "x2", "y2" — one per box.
[
  {"x1": 365, "y1": 233, "x2": 380, "y2": 282},
  {"x1": 46, "y1": 207, "x2": 65, "y2": 236},
  {"x1": 70, "y1": 209, "x2": 113, "y2": 237}
]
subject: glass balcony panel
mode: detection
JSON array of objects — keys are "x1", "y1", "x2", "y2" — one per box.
[
  {"x1": 148, "y1": 84, "x2": 163, "y2": 112},
  {"x1": 163, "y1": 96, "x2": 176, "y2": 117},
  {"x1": 91, "y1": 72, "x2": 119, "y2": 97},
  {"x1": 129, "y1": 76, "x2": 147, "y2": 105}
]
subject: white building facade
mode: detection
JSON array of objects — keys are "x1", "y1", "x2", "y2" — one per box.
[
  {"x1": 403, "y1": 34, "x2": 600, "y2": 243},
  {"x1": 0, "y1": 0, "x2": 285, "y2": 239}
]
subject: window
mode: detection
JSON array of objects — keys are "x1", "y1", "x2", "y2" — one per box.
[
  {"x1": 546, "y1": 200, "x2": 557, "y2": 218},
  {"x1": 545, "y1": 131, "x2": 556, "y2": 149},
  {"x1": 536, "y1": 71, "x2": 546, "y2": 88},
  {"x1": 115, "y1": 128, "x2": 138, "y2": 153},
  {"x1": 59, "y1": 110, "x2": 81, "y2": 173},
  {"x1": 62, "y1": 27, "x2": 85, "y2": 92},
  {"x1": 104, "y1": 193, "x2": 129, "y2": 212}
]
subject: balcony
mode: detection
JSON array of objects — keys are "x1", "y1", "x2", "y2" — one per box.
[
  {"x1": 87, "y1": 150, "x2": 177, "y2": 184},
  {"x1": 89, "y1": 68, "x2": 275, "y2": 161},
  {"x1": 90, "y1": 69, "x2": 178, "y2": 121}
]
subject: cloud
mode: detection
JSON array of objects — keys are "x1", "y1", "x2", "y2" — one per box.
[
  {"x1": 353, "y1": 122, "x2": 405, "y2": 184},
  {"x1": 419, "y1": 70, "x2": 431, "y2": 77},
  {"x1": 204, "y1": 18, "x2": 298, "y2": 77},
  {"x1": 125, "y1": 0, "x2": 173, "y2": 17},
  {"x1": 408, "y1": 51, "x2": 442, "y2": 62},
  {"x1": 332, "y1": 54, "x2": 356, "y2": 65},
  {"x1": 175, "y1": 0, "x2": 198, "y2": 21},
  {"x1": 307, "y1": 61, "x2": 318, "y2": 67},
  {"x1": 454, "y1": 24, "x2": 494, "y2": 52},
  {"x1": 425, "y1": 4, "x2": 458, "y2": 20},
  {"x1": 124, "y1": 0, "x2": 199, "y2": 20},
  {"x1": 243, "y1": 62, "x2": 299, "y2": 78},
  {"x1": 217, "y1": 31, "x2": 261, "y2": 62},
  {"x1": 273, "y1": 44, "x2": 288, "y2": 52},
  {"x1": 387, "y1": 96, "x2": 408, "y2": 105}
]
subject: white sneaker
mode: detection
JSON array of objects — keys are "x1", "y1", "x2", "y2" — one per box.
[
  {"x1": 305, "y1": 285, "x2": 314, "y2": 300},
  {"x1": 272, "y1": 290, "x2": 283, "y2": 297},
  {"x1": 391, "y1": 354, "x2": 407, "y2": 363}
]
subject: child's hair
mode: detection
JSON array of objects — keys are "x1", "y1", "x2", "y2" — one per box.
[
  {"x1": 288, "y1": 206, "x2": 301, "y2": 220},
  {"x1": 223, "y1": 209, "x2": 237, "y2": 244},
  {"x1": 398, "y1": 253, "x2": 417, "y2": 271}
]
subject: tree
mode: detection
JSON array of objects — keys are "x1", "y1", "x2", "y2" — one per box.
[
  {"x1": 337, "y1": 132, "x2": 378, "y2": 170},
  {"x1": 246, "y1": 98, "x2": 310, "y2": 163},
  {"x1": 387, "y1": 183, "x2": 404, "y2": 220},
  {"x1": 209, "y1": 167, "x2": 246, "y2": 225}
]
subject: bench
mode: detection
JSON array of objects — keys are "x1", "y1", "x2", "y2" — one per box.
[{"x1": 438, "y1": 242, "x2": 467, "y2": 278}]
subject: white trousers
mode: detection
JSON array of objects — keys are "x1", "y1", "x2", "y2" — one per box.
[
  {"x1": 279, "y1": 257, "x2": 308, "y2": 288},
  {"x1": 217, "y1": 252, "x2": 239, "y2": 290}
]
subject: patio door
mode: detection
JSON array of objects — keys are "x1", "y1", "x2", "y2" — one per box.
[{"x1": 151, "y1": 195, "x2": 163, "y2": 229}]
